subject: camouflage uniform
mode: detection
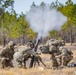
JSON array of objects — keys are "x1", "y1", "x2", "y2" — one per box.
[
  {"x1": 13, "y1": 51, "x2": 23, "y2": 68},
  {"x1": 13, "y1": 41, "x2": 38, "y2": 68},
  {"x1": 45, "y1": 39, "x2": 56, "y2": 47},
  {"x1": 61, "y1": 40, "x2": 65, "y2": 46},
  {"x1": 45, "y1": 39, "x2": 63, "y2": 47},
  {"x1": 59, "y1": 47, "x2": 73, "y2": 67},
  {"x1": 49, "y1": 41, "x2": 61, "y2": 69},
  {"x1": 0, "y1": 41, "x2": 15, "y2": 68},
  {"x1": 13, "y1": 47, "x2": 39, "y2": 68}
]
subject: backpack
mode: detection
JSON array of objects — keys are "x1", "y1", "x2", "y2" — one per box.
[
  {"x1": 65, "y1": 48, "x2": 73, "y2": 55},
  {"x1": 40, "y1": 46, "x2": 49, "y2": 54}
]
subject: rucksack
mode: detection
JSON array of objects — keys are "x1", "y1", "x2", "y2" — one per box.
[
  {"x1": 65, "y1": 48, "x2": 73, "y2": 55},
  {"x1": 40, "y1": 46, "x2": 49, "y2": 54}
]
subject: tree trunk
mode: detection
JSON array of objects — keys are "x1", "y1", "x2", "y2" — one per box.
[
  {"x1": 3, "y1": 36, "x2": 6, "y2": 47},
  {"x1": 69, "y1": 24, "x2": 73, "y2": 45},
  {"x1": 22, "y1": 34, "x2": 25, "y2": 45}
]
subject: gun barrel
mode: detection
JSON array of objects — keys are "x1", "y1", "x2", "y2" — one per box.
[
  {"x1": 34, "y1": 39, "x2": 40, "y2": 52},
  {"x1": 29, "y1": 39, "x2": 41, "y2": 68}
]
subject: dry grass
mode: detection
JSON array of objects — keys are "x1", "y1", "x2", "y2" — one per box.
[
  {"x1": 0, "y1": 67, "x2": 76, "y2": 75},
  {"x1": 0, "y1": 45, "x2": 76, "y2": 75}
]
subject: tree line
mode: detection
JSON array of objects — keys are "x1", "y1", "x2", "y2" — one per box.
[{"x1": 0, "y1": 0, "x2": 76, "y2": 46}]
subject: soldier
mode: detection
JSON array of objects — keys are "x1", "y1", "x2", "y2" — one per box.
[
  {"x1": 41, "y1": 39, "x2": 61, "y2": 69},
  {"x1": 61, "y1": 40, "x2": 65, "y2": 46},
  {"x1": 13, "y1": 51, "x2": 24, "y2": 68},
  {"x1": 0, "y1": 41, "x2": 15, "y2": 68},
  {"x1": 48, "y1": 40, "x2": 61, "y2": 69},
  {"x1": 55, "y1": 46, "x2": 73, "y2": 68},
  {"x1": 13, "y1": 41, "x2": 39, "y2": 68}
]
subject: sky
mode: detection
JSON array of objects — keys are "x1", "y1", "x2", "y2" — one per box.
[{"x1": 14, "y1": 0, "x2": 76, "y2": 14}]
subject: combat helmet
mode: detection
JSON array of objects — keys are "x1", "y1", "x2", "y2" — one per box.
[
  {"x1": 8, "y1": 41, "x2": 15, "y2": 47},
  {"x1": 59, "y1": 46, "x2": 64, "y2": 50},
  {"x1": 27, "y1": 41, "x2": 35, "y2": 48},
  {"x1": 51, "y1": 40, "x2": 59, "y2": 46}
]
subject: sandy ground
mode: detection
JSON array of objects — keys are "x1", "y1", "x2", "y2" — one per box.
[{"x1": 0, "y1": 44, "x2": 76, "y2": 75}]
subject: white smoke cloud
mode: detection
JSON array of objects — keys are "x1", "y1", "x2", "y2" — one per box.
[{"x1": 26, "y1": 5, "x2": 67, "y2": 39}]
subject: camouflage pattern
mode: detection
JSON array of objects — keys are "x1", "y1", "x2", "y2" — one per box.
[
  {"x1": 45, "y1": 39, "x2": 63, "y2": 47},
  {"x1": 27, "y1": 41, "x2": 35, "y2": 48},
  {"x1": 13, "y1": 45, "x2": 39, "y2": 68},
  {"x1": 49, "y1": 46, "x2": 61, "y2": 69},
  {"x1": 48, "y1": 41, "x2": 61, "y2": 69},
  {"x1": 13, "y1": 52, "x2": 24, "y2": 68},
  {"x1": 61, "y1": 40, "x2": 65, "y2": 46},
  {"x1": 43, "y1": 39, "x2": 61, "y2": 69},
  {"x1": 0, "y1": 41, "x2": 15, "y2": 68},
  {"x1": 59, "y1": 47, "x2": 73, "y2": 67},
  {"x1": 44, "y1": 39, "x2": 66, "y2": 68},
  {"x1": 39, "y1": 46, "x2": 49, "y2": 54},
  {"x1": 45, "y1": 39, "x2": 56, "y2": 46},
  {"x1": 56, "y1": 40, "x2": 65, "y2": 46},
  {"x1": 0, "y1": 58, "x2": 6, "y2": 68}
]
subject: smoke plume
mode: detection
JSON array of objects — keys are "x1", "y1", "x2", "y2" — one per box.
[{"x1": 26, "y1": 5, "x2": 67, "y2": 39}]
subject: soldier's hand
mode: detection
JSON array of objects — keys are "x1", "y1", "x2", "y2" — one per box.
[
  {"x1": 55, "y1": 56, "x2": 59, "y2": 58},
  {"x1": 36, "y1": 52, "x2": 41, "y2": 55},
  {"x1": 6, "y1": 58, "x2": 10, "y2": 60}
]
